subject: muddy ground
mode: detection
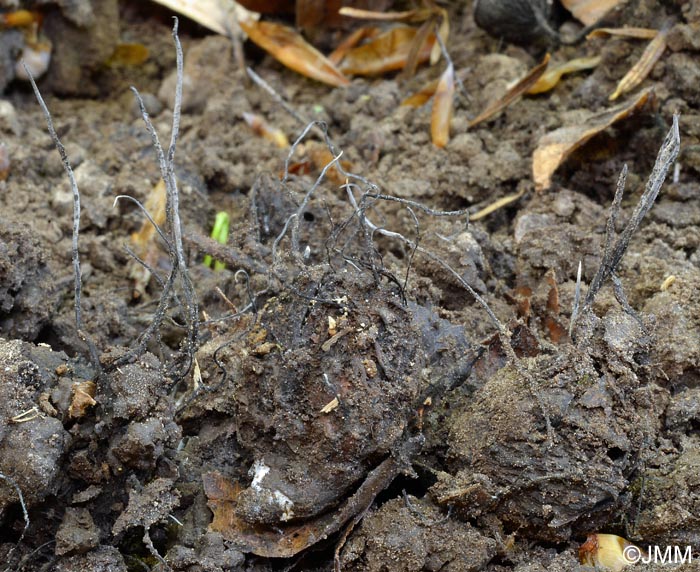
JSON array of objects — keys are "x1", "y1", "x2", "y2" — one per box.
[{"x1": 0, "y1": 0, "x2": 699, "y2": 570}]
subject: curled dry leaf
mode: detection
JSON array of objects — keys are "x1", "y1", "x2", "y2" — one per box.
[
  {"x1": 587, "y1": 27, "x2": 658, "y2": 40},
  {"x1": 561, "y1": 0, "x2": 623, "y2": 26},
  {"x1": 128, "y1": 179, "x2": 167, "y2": 299},
  {"x1": 69, "y1": 380, "x2": 97, "y2": 419},
  {"x1": 431, "y1": 62, "x2": 455, "y2": 148},
  {"x1": 527, "y1": 56, "x2": 601, "y2": 95},
  {"x1": 402, "y1": 76, "x2": 440, "y2": 107},
  {"x1": 240, "y1": 19, "x2": 349, "y2": 87},
  {"x1": 532, "y1": 87, "x2": 653, "y2": 191},
  {"x1": 470, "y1": 187, "x2": 526, "y2": 221},
  {"x1": 242, "y1": 112, "x2": 289, "y2": 148},
  {"x1": 468, "y1": 53, "x2": 550, "y2": 129},
  {"x1": 328, "y1": 26, "x2": 380, "y2": 65},
  {"x1": 609, "y1": 22, "x2": 670, "y2": 101},
  {"x1": 339, "y1": 25, "x2": 435, "y2": 76},
  {"x1": 148, "y1": 0, "x2": 257, "y2": 36}
]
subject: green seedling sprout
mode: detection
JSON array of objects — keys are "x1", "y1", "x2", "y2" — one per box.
[{"x1": 204, "y1": 211, "x2": 230, "y2": 271}]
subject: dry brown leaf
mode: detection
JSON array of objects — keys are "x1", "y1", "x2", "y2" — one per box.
[
  {"x1": 527, "y1": 56, "x2": 601, "y2": 95},
  {"x1": 532, "y1": 87, "x2": 653, "y2": 191},
  {"x1": 561, "y1": 0, "x2": 623, "y2": 26},
  {"x1": 128, "y1": 179, "x2": 167, "y2": 298},
  {"x1": 338, "y1": 6, "x2": 434, "y2": 22},
  {"x1": 239, "y1": 19, "x2": 349, "y2": 87},
  {"x1": 69, "y1": 380, "x2": 97, "y2": 419},
  {"x1": 328, "y1": 26, "x2": 380, "y2": 65},
  {"x1": 609, "y1": 23, "x2": 670, "y2": 100},
  {"x1": 470, "y1": 187, "x2": 527, "y2": 221},
  {"x1": 430, "y1": 8, "x2": 449, "y2": 64},
  {"x1": 587, "y1": 27, "x2": 658, "y2": 39},
  {"x1": 242, "y1": 112, "x2": 289, "y2": 148},
  {"x1": 305, "y1": 142, "x2": 353, "y2": 185},
  {"x1": 149, "y1": 0, "x2": 257, "y2": 36},
  {"x1": 402, "y1": 76, "x2": 440, "y2": 107},
  {"x1": 339, "y1": 25, "x2": 435, "y2": 76},
  {"x1": 431, "y1": 62, "x2": 455, "y2": 148},
  {"x1": 469, "y1": 53, "x2": 550, "y2": 129}
]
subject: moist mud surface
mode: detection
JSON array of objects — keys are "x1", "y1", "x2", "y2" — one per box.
[{"x1": 0, "y1": 0, "x2": 699, "y2": 571}]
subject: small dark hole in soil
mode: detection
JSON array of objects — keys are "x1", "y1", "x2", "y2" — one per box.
[
  {"x1": 303, "y1": 212, "x2": 315, "y2": 222},
  {"x1": 35, "y1": 324, "x2": 73, "y2": 356},
  {"x1": 607, "y1": 447, "x2": 626, "y2": 462}
]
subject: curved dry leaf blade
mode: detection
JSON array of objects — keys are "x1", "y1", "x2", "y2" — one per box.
[
  {"x1": 470, "y1": 187, "x2": 526, "y2": 220},
  {"x1": 430, "y1": 8, "x2": 449, "y2": 65},
  {"x1": 149, "y1": 0, "x2": 257, "y2": 36},
  {"x1": 561, "y1": 0, "x2": 623, "y2": 26},
  {"x1": 329, "y1": 26, "x2": 379, "y2": 65},
  {"x1": 532, "y1": 87, "x2": 653, "y2": 191},
  {"x1": 402, "y1": 77, "x2": 440, "y2": 107},
  {"x1": 338, "y1": 7, "x2": 434, "y2": 22},
  {"x1": 609, "y1": 24, "x2": 669, "y2": 100},
  {"x1": 527, "y1": 56, "x2": 601, "y2": 94},
  {"x1": 587, "y1": 27, "x2": 658, "y2": 39},
  {"x1": 339, "y1": 26, "x2": 435, "y2": 76},
  {"x1": 469, "y1": 53, "x2": 550, "y2": 129},
  {"x1": 240, "y1": 19, "x2": 349, "y2": 87},
  {"x1": 431, "y1": 63, "x2": 455, "y2": 148}
]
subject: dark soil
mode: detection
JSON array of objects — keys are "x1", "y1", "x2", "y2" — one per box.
[{"x1": 0, "y1": 0, "x2": 699, "y2": 571}]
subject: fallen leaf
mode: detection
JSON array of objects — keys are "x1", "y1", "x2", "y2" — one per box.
[
  {"x1": 328, "y1": 26, "x2": 380, "y2": 65},
  {"x1": 149, "y1": 0, "x2": 257, "y2": 36},
  {"x1": 242, "y1": 112, "x2": 289, "y2": 148},
  {"x1": 561, "y1": 0, "x2": 623, "y2": 26},
  {"x1": 240, "y1": 19, "x2": 349, "y2": 87},
  {"x1": 430, "y1": 8, "x2": 449, "y2": 65},
  {"x1": 470, "y1": 187, "x2": 527, "y2": 221},
  {"x1": 609, "y1": 22, "x2": 670, "y2": 101},
  {"x1": 68, "y1": 380, "x2": 97, "y2": 419},
  {"x1": 128, "y1": 179, "x2": 167, "y2": 299},
  {"x1": 468, "y1": 53, "x2": 550, "y2": 129},
  {"x1": 402, "y1": 76, "x2": 440, "y2": 107},
  {"x1": 532, "y1": 87, "x2": 653, "y2": 191},
  {"x1": 338, "y1": 6, "x2": 434, "y2": 22},
  {"x1": 527, "y1": 56, "x2": 601, "y2": 95},
  {"x1": 587, "y1": 27, "x2": 658, "y2": 40},
  {"x1": 339, "y1": 25, "x2": 435, "y2": 76},
  {"x1": 431, "y1": 62, "x2": 455, "y2": 148}
]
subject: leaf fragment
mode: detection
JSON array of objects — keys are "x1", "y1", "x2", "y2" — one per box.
[
  {"x1": 401, "y1": 77, "x2": 440, "y2": 107},
  {"x1": 328, "y1": 26, "x2": 380, "y2": 65},
  {"x1": 468, "y1": 53, "x2": 550, "y2": 129},
  {"x1": 148, "y1": 0, "x2": 257, "y2": 36},
  {"x1": 527, "y1": 56, "x2": 601, "y2": 95},
  {"x1": 560, "y1": 0, "x2": 623, "y2": 26},
  {"x1": 532, "y1": 87, "x2": 653, "y2": 191},
  {"x1": 609, "y1": 23, "x2": 669, "y2": 101},
  {"x1": 339, "y1": 25, "x2": 435, "y2": 76},
  {"x1": 239, "y1": 19, "x2": 349, "y2": 87},
  {"x1": 587, "y1": 27, "x2": 658, "y2": 40},
  {"x1": 242, "y1": 112, "x2": 289, "y2": 148},
  {"x1": 470, "y1": 187, "x2": 527, "y2": 221},
  {"x1": 431, "y1": 62, "x2": 455, "y2": 148},
  {"x1": 338, "y1": 7, "x2": 434, "y2": 23}
]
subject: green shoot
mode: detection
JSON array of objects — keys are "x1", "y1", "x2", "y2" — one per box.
[{"x1": 204, "y1": 211, "x2": 230, "y2": 271}]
